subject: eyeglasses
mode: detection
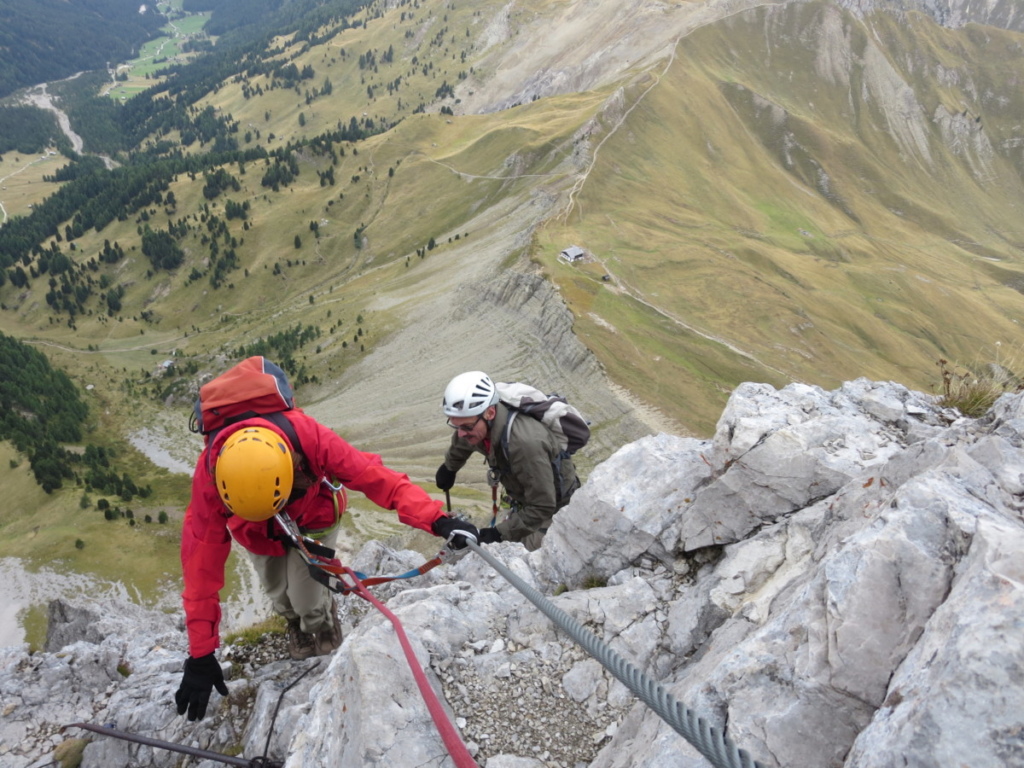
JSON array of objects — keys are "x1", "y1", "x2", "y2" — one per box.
[{"x1": 447, "y1": 416, "x2": 483, "y2": 435}]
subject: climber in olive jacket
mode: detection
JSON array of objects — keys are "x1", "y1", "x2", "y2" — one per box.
[{"x1": 436, "y1": 371, "x2": 580, "y2": 551}]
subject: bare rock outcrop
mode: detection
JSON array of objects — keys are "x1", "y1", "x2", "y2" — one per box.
[
  {"x1": 836, "y1": 0, "x2": 1024, "y2": 31},
  {"x1": 2, "y1": 379, "x2": 1022, "y2": 767}
]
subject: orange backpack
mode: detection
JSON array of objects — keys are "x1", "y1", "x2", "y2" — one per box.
[
  {"x1": 190, "y1": 357, "x2": 347, "y2": 523},
  {"x1": 190, "y1": 356, "x2": 296, "y2": 437}
]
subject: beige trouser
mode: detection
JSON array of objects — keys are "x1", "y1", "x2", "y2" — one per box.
[
  {"x1": 249, "y1": 529, "x2": 338, "y2": 634},
  {"x1": 502, "y1": 476, "x2": 581, "y2": 552},
  {"x1": 520, "y1": 528, "x2": 546, "y2": 552}
]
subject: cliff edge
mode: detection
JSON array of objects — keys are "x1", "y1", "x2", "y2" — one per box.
[{"x1": 2, "y1": 378, "x2": 1021, "y2": 767}]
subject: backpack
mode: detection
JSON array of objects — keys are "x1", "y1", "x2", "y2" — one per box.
[
  {"x1": 495, "y1": 382, "x2": 590, "y2": 456},
  {"x1": 190, "y1": 356, "x2": 295, "y2": 435},
  {"x1": 189, "y1": 356, "x2": 304, "y2": 473},
  {"x1": 191, "y1": 357, "x2": 347, "y2": 523}
]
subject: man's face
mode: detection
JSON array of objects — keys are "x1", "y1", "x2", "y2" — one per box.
[{"x1": 448, "y1": 407, "x2": 493, "y2": 446}]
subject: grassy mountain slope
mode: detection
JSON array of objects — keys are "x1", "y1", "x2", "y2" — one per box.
[
  {"x1": 535, "y1": 4, "x2": 1024, "y2": 430},
  {"x1": 1, "y1": 0, "x2": 1024, "y2": 599}
]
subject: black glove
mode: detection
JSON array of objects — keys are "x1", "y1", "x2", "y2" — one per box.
[
  {"x1": 478, "y1": 527, "x2": 503, "y2": 544},
  {"x1": 175, "y1": 653, "x2": 228, "y2": 721},
  {"x1": 431, "y1": 516, "x2": 479, "y2": 549},
  {"x1": 435, "y1": 464, "x2": 457, "y2": 491}
]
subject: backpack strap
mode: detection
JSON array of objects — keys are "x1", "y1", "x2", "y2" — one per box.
[
  {"x1": 501, "y1": 408, "x2": 574, "y2": 504},
  {"x1": 500, "y1": 410, "x2": 517, "y2": 462},
  {"x1": 259, "y1": 411, "x2": 303, "y2": 456}
]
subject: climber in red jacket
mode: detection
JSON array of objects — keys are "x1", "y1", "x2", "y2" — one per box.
[{"x1": 174, "y1": 411, "x2": 479, "y2": 721}]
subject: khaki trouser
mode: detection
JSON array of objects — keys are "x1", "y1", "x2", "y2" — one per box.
[
  {"x1": 520, "y1": 528, "x2": 546, "y2": 552},
  {"x1": 504, "y1": 475, "x2": 582, "y2": 552},
  {"x1": 249, "y1": 528, "x2": 338, "y2": 634}
]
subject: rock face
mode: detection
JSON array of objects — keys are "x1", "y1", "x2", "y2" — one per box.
[
  {"x1": 2, "y1": 379, "x2": 1023, "y2": 767},
  {"x1": 837, "y1": 0, "x2": 1024, "y2": 31}
]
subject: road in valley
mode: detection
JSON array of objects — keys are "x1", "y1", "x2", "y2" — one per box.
[
  {"x1": 0, "y1": 78, "x2": 90, "y2": 224},
  {"x1": 0, "y1": 70, "x2": 121, "y2": 225}
]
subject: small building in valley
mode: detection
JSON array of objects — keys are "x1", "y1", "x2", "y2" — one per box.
[{"x1": 558, "y1": 245, "x2": 587, "y2": 264}]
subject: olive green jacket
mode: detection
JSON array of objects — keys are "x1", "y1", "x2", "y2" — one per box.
[{"x1": 444, "y1": 403, "x2": 579, "y2": 544}]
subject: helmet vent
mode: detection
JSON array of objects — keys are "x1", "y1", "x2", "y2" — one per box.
[
  {"x1": 442, "y1": 371, "x2": 498, "y2": 417},
  {"x1": 214, "y1": 425, "x2": 295, "y2": 521}
]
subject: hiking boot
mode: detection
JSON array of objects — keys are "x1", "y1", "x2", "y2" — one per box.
[
  {"x1": 286, "y1": 618, "x2": 316, "y2": 661},
  {"x1": 314, "y1": 600, "x2": 343, "y2": 657}
]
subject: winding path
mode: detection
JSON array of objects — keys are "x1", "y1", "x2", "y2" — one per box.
[
  {"x1": 0, "y1": 157, "x2": 50, "y2": 224},
  {"x1": 0, "y1": 72, "x2": 118, "y2": 225},
  {"x1": 1, "y1": 74, "x2": 92, "y2": 223}
]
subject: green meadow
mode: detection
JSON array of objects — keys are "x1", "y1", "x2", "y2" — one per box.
[
  {"x1": 1, "y1": 0, "x2": 1023, "y2": 605},
  {"x1": 0, "y1": 152, "x2": 67, "y2": 222},
  {"x1": 535, "y1": 5, "x2": 1024, "y2": 425},
  {"x1": 104, "y1": 0, "x2": 211, "y2": 100}
]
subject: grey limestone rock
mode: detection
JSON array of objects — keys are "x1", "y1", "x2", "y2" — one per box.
[{"x1": 3, "y1": 380, "x2": 1023, "y2": 768}]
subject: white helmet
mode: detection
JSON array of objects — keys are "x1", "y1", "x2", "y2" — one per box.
[{"x1": 442, "y1": 371, "x2": 499, "y2": 417}]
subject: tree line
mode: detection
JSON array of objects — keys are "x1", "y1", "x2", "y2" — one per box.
[
  {"x1": 0, "y1": 332, "x2": 150, "y2": 498},
  {"x1": 0, "y1": 0, "x2": 165, "y2": 99},
  {"x1": 0, "y1": 146, "x2": 270, "y2": 272},
  {"x1": 0, "y1": 106, "x2": 68, "y2": 156}
]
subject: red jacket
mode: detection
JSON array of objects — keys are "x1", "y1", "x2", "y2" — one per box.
[{"x1": 180, "y1": 410, "x2": 444, "y2": 657}]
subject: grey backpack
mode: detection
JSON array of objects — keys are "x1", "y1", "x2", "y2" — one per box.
[{"x1": 495, "y1": 382, "x2": 590, "y2": 456}]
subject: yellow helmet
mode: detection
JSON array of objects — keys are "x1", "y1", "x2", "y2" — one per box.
[{"x1": 214, "y1": 426, "x2": 294, "y2": 521}]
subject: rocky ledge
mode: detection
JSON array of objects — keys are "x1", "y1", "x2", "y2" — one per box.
[{"x1": 1, "y1": 378, "x2": 1022, "y2": 767}]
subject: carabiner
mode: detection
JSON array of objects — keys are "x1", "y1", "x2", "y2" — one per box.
[
  {"x1": 321, "y1": 477, "x2": 345, "y2": 493},
  {"x1": 439, "y1": 542, "x2": 471, "y2": 564},
  {"x1": 438, "y1": 526, "x2": 477, "y2": 563}
]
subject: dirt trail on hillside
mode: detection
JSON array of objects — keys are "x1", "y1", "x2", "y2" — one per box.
[
  {"x1": 305, "y1": 0, "x2": 789, "y2": 495},
  {"x1": 127, "y1": 0, "x2": 775, "y2": 522},
  {"x1": 458, "y1": 0, "x2": 790, "y2": 115}
]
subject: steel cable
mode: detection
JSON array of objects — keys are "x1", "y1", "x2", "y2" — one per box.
[
  {"x1": 260, "y1": 660, "x2": 320, "y2": 763},
  {"x1": 466, "y1": 541, "x2": 771, "y2": 768}
]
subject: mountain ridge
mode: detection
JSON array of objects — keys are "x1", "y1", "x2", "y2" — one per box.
[
  {"x1": 0, "y1": 0, "x2": 1022, "y2": 624},
  {"x1": 837, "y1": 0, "x2": 1024, "y2": 30}
]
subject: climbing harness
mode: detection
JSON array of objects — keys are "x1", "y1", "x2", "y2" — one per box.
[
  {"x1": 272, "y1": 511, "x2": 479, "y2": 767},
  {"x1": 64, "y1": 662, "x2": 320, "y2": 767},
  {"x1": 487, "y1": 466, "x2": 501, "y2": 527},
  {"x1": 464, "y1": 540, "x2": 772, "y2": 768},
  {"x1": 274, "y1": 511, "x2": 456, "y2": 592}
]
